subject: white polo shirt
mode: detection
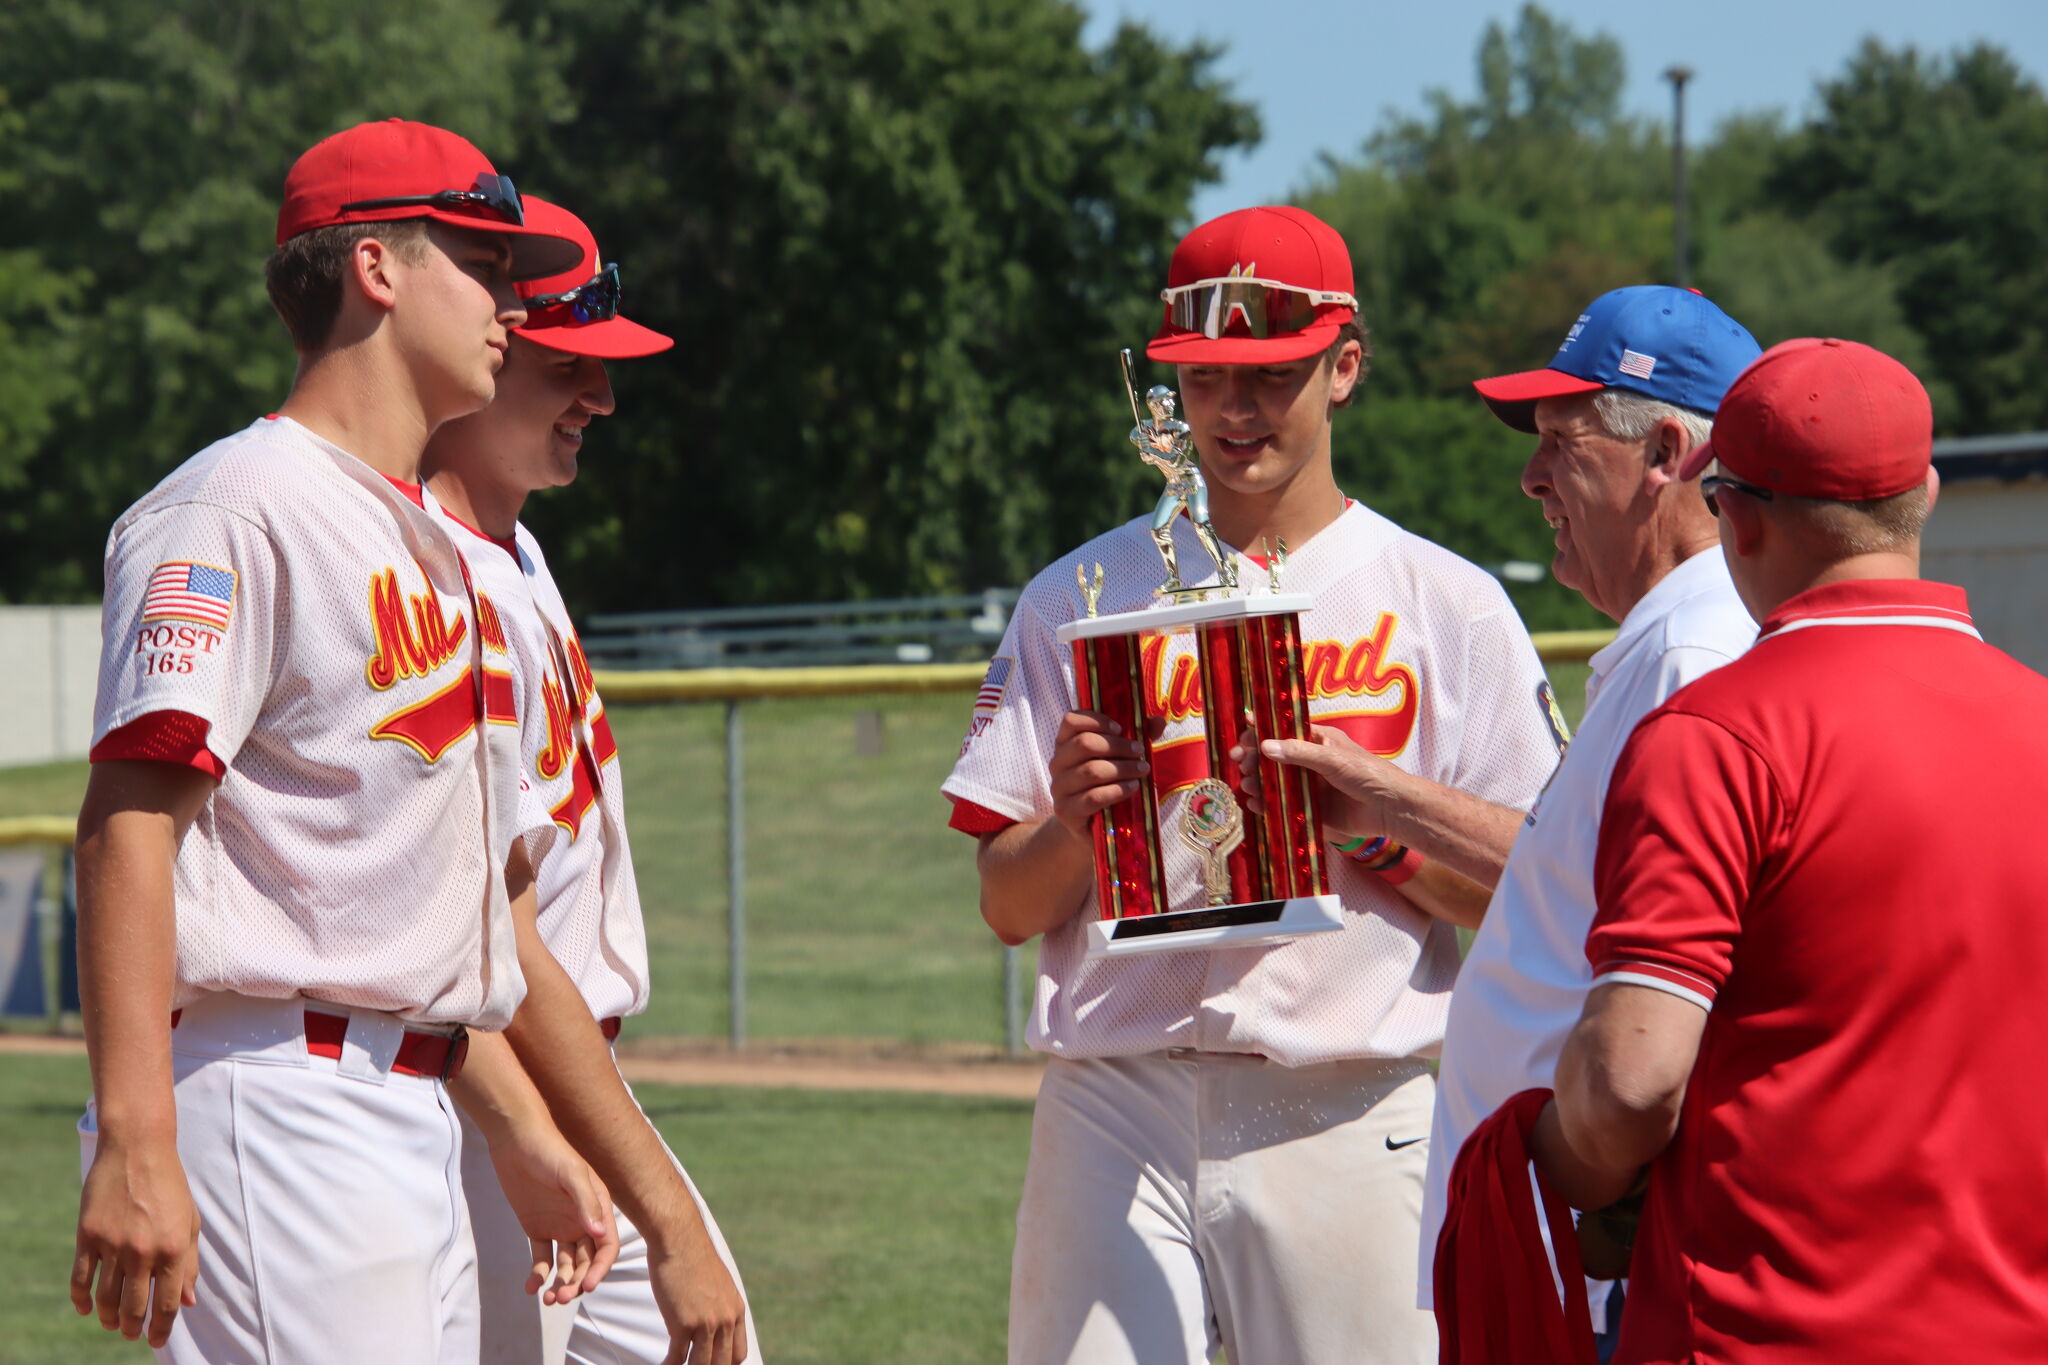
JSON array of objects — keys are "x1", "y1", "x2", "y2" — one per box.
[{"x1": 1418, "y1": 547, "x2": 1755, "y2": 1301}]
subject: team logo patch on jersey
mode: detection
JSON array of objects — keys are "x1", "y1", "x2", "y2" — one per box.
[
  {"x1": 1537, "y1": 679, "x2": 1572, "y2": 756},
  {"x1": 974, "y1": 656, "x2": 1014, "y2": 718},
  {"x1": 1524, "y1": 681, "x2": 1573, "y2": 827},
  {"x1": 142, "y1": 562, "x2": 236, "y2": 631}
]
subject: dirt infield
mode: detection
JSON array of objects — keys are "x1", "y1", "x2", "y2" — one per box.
[{"x1": 0, "y1": 1031, "x2": 1046, "y2": 1101}]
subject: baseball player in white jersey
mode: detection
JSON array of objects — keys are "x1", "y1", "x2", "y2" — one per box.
[
  {"x1": 943, "y1": 206, "x2": 1559, "y2": 1364},
  {"x1": 422, "y1": 197, "x2": 756, "y2": 1365},
  {"x1": 1257, "y1": 286, "x2": 1762, "y2": 1340},
  {"x1": 70, "y1": 120, "x2": 625, "y2": 1364}
]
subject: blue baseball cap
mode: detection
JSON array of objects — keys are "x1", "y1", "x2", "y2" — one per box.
[{"x1": 1472, "y1": 285, "x2": 1762, "y2": 434}]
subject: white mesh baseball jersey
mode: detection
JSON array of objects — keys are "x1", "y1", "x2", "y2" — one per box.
[
  {"x1": 944, "y1": 504, "x2": 1560, "y2": 1067},
  {"x1": 448, "y1": 519, "x2": 649, "y2": 1022},
  {"x1": 93, "y1": 415, "x2": 541, "y2": 1029}
]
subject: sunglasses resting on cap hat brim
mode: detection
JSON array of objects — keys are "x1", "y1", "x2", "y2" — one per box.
[{"x1": 509, "y1": 196, "x2": 674, "y2": 358}]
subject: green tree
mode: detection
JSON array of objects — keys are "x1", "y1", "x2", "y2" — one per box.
[
  {"x1": 1304, "y1": 4, "x2": 1665, "y2": 400},
  {"x1": 0, "y1": 0, "x2": 567, "y2": 600},
  {"x1": 506, "y1": 0, "x2": 1255, "y2": 611},
  {"x1": 1298, "y1": 5, "x2": 1669, "y2": 630},
  {"x1": 1766, "y1": 41, "x2": 2048, "y2": 433}
]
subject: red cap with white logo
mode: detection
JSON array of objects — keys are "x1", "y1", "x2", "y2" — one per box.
[
  {"x1": 1146, "y1": 207, "x2": 1359, "y2": 365},
  {"x1": 1680, "y1": 337, "x2": 1933, "y2": 500},
  {"x1": 512, "y1": 198, "x2": 673, "y2": 360},
  {"x1": 276, "y1": 119, "x2": 582, "y2": 281}
]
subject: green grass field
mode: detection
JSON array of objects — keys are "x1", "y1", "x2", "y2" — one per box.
[{"x1": 0, "y1": 1051, "x2": 1034, "y2": 1365}]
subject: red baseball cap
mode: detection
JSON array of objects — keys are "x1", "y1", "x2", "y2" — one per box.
[
  {"x1": 512, "y1": 199, "x2": 673, "y2": 359},
  {"x1": 1146, "y1": 206, "x2": 1358, "y2": 365},
  {"x1": 275, "y1": 119, "x2": 582, "y2": 280},
  {"x1": 1679, "y1": 338, "x2": 1933, "y2": 499}
]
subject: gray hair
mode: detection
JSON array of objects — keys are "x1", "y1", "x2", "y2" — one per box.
[{"x1": 1592, "y1": 389, "x2": 1714, "y2": 456}]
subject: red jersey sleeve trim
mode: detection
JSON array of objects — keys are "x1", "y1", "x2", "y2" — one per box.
[
  {"x1": 948, "y1": 796, "x2": 1017, "y2": 836},
  {"x1": 1591, "y1": 960, "x2": 1717, "y2": 1012},
  {"x1": 90, "y1": 711, "x2": 227, "y2": 780}
]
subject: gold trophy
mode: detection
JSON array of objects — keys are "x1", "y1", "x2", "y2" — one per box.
[{"x1": 1053, "y1": 352, "x2": 1342, "y2": 958}]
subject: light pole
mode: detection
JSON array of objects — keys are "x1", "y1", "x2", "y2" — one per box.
[{"x1": 1664, "y1": 65, "x2": 1693, "y2": 287}]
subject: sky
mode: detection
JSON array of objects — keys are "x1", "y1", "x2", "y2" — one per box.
[{"x1": 1078, "y1": 0, "x2": 2048, "y2": 221}]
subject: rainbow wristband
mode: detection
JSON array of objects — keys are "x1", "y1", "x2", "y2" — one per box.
[
  {"x1": 1331, "y1": 833, "x2": 1423, "y2": 884},
  {"x1": 1372, "y1": 846, "x2": 1424, "y2": 886},
  {"x1": 1334, "y1": 834, "x2": 1403, "y2": 867}
]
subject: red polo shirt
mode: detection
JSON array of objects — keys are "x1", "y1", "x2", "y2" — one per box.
[{"x1": 1588, "y1": 579, "x2": 2048, "y2": 1363}]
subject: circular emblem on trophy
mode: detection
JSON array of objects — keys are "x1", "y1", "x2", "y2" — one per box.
[{"x1": 1180, "y1": 778, "x2": 1246, "y2": 906}]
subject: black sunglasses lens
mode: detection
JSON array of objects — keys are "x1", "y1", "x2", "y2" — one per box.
[
  {"x1": 471, "y1": 174, "x2": 522, "y2": 224},
  {"x1": 1705, "y1": 490, "x2": 1720, "y2": 517}
]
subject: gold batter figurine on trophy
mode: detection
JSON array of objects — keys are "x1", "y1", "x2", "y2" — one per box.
[{"x1": 1122, "y1": 350, "x2": 1238, "y2": 595}]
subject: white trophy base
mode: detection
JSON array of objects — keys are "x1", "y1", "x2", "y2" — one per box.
[
  {"x1": 1055, "y1": 592, "x2": 1314, "y2": 645},
  {"x1": 1083, "y1": 894, "x2": 1344, "y2": 959}
]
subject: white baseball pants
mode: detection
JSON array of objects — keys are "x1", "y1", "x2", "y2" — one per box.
[
  {"x1": 461, "y1": 1071, "x2": 761, "y2": 1364},
  {"x1": 1009, "y1": 1052, "x2": 1439, "y2": 1365},
  {"x1": 79, "y1": 992, "x2": 480, "y2": 1365}
]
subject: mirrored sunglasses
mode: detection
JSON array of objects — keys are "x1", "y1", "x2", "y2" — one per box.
[
  {"x1": 1160, "y1": 275, "x2": 1357, "y2": 340},
  {"x1": 525, "y1": 262, "x2": 622, "y2": 323}
]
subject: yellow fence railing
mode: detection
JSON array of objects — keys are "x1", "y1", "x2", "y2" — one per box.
[
  {"x1": 588, "y1": 628, "x2": 1613, "y2": 705},
  {"x1": 0, "y1": 817, "x2": 75, "y2": 849}
]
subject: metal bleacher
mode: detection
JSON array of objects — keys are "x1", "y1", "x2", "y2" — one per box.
[{"x1": 580, "y1": 589, "x2": 1022, "y2": 670}]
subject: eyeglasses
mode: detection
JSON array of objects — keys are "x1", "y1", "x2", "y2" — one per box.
[
  {"x1": 524, "y1": 262, "x2": 621, "y2": 323},
  {"x1": 1701, "y1": 474, "x2": 1776, "y2": 517},
  {"x1": 338, "y1": 173, "x2": 525, "y2": 226},
  {"x1": 1160, "y1": 275, "x2": 1357, "y2": 340}
]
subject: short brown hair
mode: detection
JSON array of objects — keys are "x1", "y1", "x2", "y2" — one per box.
[
  {"x1": 1779, "y1": 483, "x2": 1932, "y2": 556},
  {"x1": 264, "y1": 220, "x2": 430, "y2": 352},
  {"x1": 1323, "y1": 316, "x2": 1372, "y2": 410}
]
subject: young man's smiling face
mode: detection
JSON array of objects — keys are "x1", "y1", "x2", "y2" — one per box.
[
  {"x1": 439, "y1": 335, "x2": 617, "y2": 498},
  {"x1": 1174, "y1": 340, "x2": 1361, "y2": 499}
]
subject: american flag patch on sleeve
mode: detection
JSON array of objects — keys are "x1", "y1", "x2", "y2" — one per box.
[
  {"x1": 974, "y1": 656, "x2": 1014, "y2": 716},
  {"x1": 142, "y1": 562, "x2": 237, "y2": 631}
]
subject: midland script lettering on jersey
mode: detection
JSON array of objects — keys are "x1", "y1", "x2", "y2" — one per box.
[
  {"x1": 364, "y1": 564, "x2": 493, "y2": 763},
  {"x1": 540, "y1": 629, "x2": 620, "y2": 838},
  {"x1": 1144, "y1": 612, "x2": 1419, "y2": 795},
  {"x1": 477, "y1": 592, "x2": 519, "y2": 731}
]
